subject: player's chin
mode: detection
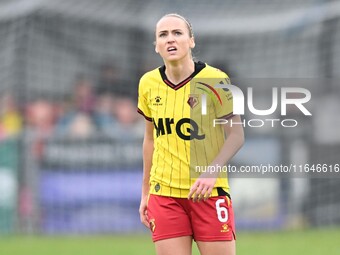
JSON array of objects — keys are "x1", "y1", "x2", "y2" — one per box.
[{"x1": 164, "y1": 54, "x2": 184, "y2": 63}]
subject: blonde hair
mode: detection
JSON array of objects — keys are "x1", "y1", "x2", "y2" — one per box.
[{"x1": 159, "y1": 13, "x2": 194, "y2": 38}]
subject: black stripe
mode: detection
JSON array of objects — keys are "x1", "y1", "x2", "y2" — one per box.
[
  {"x1": 137, "y1": 108, "x2": 152, "y2": 121},
  {"x1": 217, "y1": 113, "x2": 234, "y2": 120},
  {"x1": 217, "y1": 187, "x2": 231, "y2": 199}
]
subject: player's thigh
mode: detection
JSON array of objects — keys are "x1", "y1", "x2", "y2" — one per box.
[
  {"x1": 196, "y1": 240, "x2": 236, "y2": 255},
  {"x1": 147, "y1": 195, "x2": 193, "y2": 242},
  {"x1": 155, "y1": 236, "x2": 193, "y2": 255},
  {"x1": 190, "y1": 196, "x2": 236, "y2": 241}
]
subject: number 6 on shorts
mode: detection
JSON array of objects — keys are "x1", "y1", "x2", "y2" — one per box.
[{"x1": 216, "y1": 198, "x2": 228, "y2": 223}]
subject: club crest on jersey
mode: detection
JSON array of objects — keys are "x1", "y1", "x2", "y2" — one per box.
[
  {"x1": 187, "y1": 94, "x2": 199, "y2": 109},
  {"x1": 153, "y1": 96, "x2": 162, "y2": 106}
]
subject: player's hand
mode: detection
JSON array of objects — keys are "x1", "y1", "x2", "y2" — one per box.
[
  {"x1": 139, "y1": 196, "x2": 149, "y2": 228},
  {"x1": 188, "y1": 171, "x2": 218, "y2": 202}
]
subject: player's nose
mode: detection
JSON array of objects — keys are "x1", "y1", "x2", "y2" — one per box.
[{"x1": 166, "y1": 34, "x2": 175, "y2": 43}]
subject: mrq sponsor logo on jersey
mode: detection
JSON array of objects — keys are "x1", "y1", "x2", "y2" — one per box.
[
  {"x1": 196, "y1": 78, "x2": 312, "y2": 128},
  {"x1": 153, "y1": 79, "x2": 313, "y2": 141}
]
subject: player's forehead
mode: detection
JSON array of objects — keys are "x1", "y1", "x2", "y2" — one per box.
[{"x1": 156, "y1": 16, "x2": 188, "y2": 33}]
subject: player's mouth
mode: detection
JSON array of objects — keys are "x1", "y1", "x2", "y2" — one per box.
[{"x1": 167, "y1": 46, "x2": 177, "y2": 52}]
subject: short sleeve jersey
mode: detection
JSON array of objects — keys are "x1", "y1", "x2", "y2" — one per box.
[{"x1": 138, "y1": 61, "x2": 234, "y2": 198}]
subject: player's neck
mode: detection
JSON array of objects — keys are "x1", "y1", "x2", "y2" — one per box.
[{"x1": 164, "y1": 59, "x2": 195, "y2": 84}]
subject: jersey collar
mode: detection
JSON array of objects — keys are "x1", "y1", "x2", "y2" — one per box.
[{"x1": 159, "y1": 61, "x2": 206, "y2": 90}]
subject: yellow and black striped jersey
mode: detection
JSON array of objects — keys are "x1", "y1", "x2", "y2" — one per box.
[{"x1": 138, "y1": 61, "x2": 233, "y2": 198}]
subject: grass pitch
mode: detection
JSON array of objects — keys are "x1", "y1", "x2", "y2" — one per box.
[{"x1": 0, "y1": 228, "x2": 339, "y2": 255}]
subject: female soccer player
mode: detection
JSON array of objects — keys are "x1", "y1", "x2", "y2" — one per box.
[{"x1": 137, "y1": 13, "x2": 244, "y2": 255}]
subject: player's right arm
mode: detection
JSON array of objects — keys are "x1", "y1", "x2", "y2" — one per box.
[{"x1": 139, "y1": 120, "x2": 154, "y2": 228}]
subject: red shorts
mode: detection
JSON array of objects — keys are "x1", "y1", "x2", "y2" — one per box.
[{"x1": 147, "y1": 193, "x2": 236, "y2": 242}]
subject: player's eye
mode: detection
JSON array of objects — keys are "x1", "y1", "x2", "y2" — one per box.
[
  {"x1": 174, "y1": 31, "x2": 182, "y2": 36},
  {"x1": 159, "y1": 33, "x2": 167, "y2": 38}
]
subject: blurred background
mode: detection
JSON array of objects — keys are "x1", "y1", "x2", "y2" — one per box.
[{"x1": 0, "y1": 0, "x2": 340, "y2": 254}]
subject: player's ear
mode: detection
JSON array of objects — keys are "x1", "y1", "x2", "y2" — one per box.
[
  {"x1": 154, "y1": 41, "x2": 159, "y2": 53},
  {"x1": 190, "y1": 37, "x2": 195, "y2": 49}
]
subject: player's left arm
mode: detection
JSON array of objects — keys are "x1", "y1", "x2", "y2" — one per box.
[
  {"x1": 212, "y1": 114, "x2": 244, "y2": 171},
  {"x1": 188, "y1": 117, "x2": 244, "y2": 202}
]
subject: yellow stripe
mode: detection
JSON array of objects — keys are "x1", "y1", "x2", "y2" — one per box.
[{"x1": 225, "y1": 196, "x2": 231, "y2": 207}]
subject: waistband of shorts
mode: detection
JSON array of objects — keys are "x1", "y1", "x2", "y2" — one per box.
[{"x1": 149, "y1": 181, "x2": 230, "y2": 199}]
